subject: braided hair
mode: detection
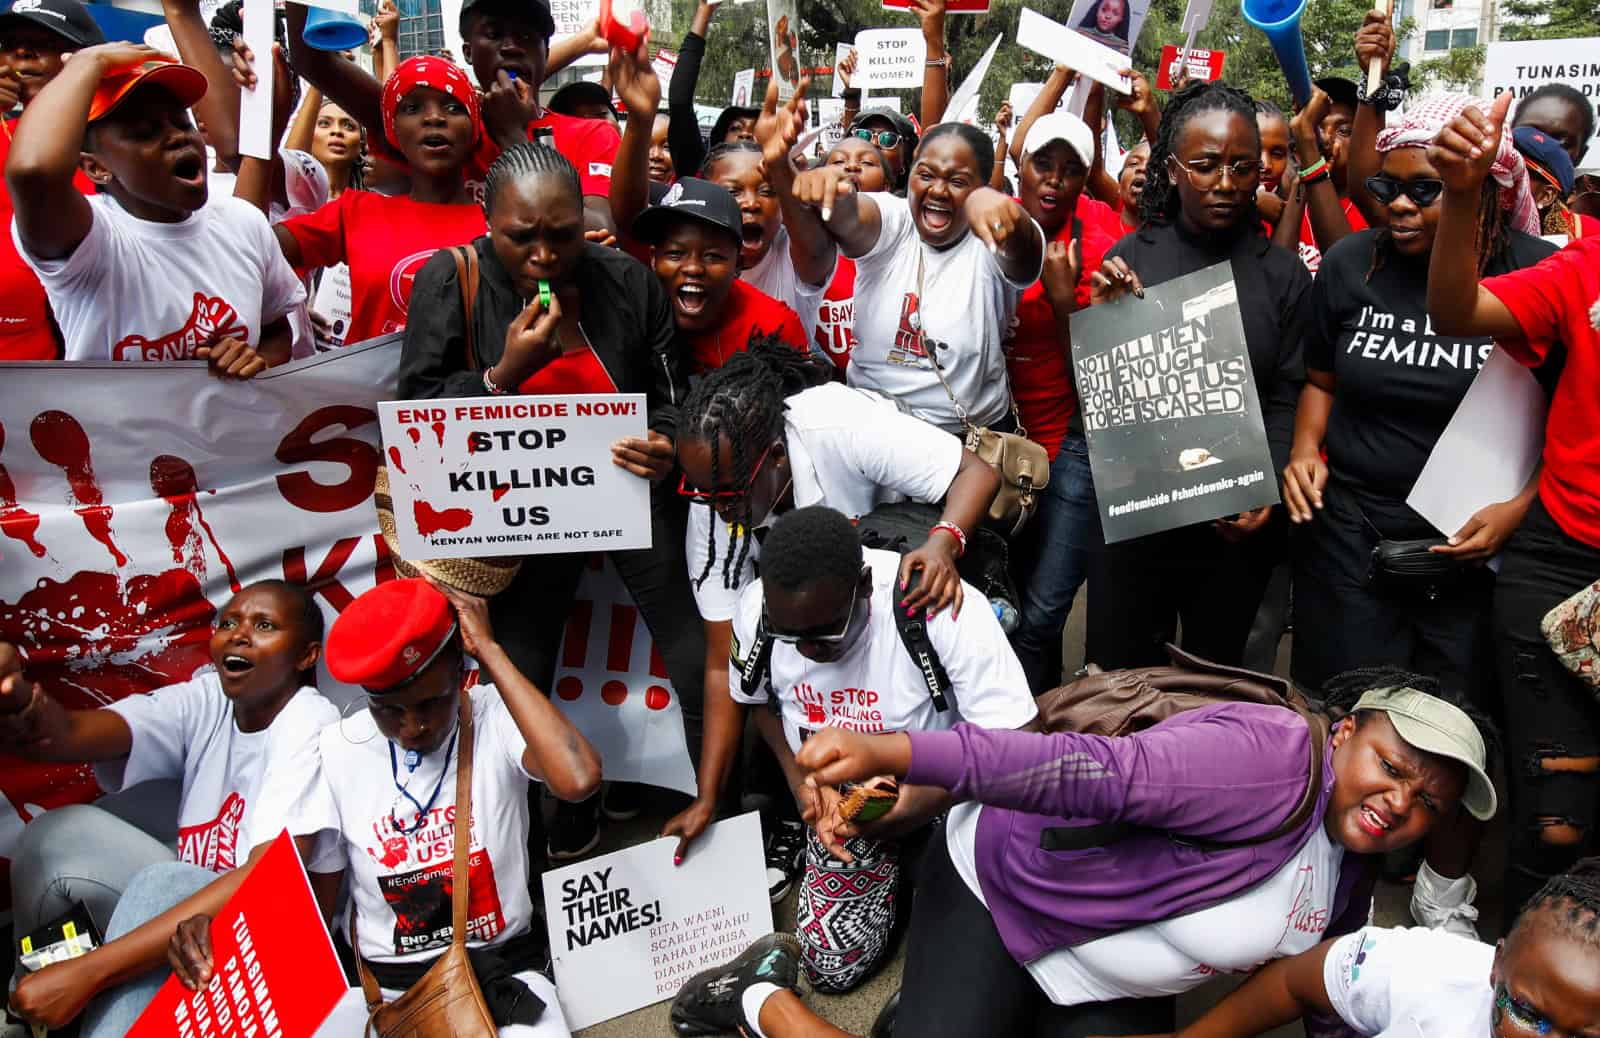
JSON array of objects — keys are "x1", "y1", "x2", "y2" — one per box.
[
  {"x1": 1314, "y1": 665, "x2": 1501, "y2": 771},
  {"x1": 681, "y1": 335, "x2": 832, "y2": 591},
  {"x1": 1515, "y1": 857, "x2": 1600, "y2": 946},
  {"x1": 700, "y1": 139, "x2": 763, "y2": 179},
  {"x1": 1140, "y1": 80, "x2": 1260, "y2": 228},
  {"x1": 482, "y1": 142, "x2": 581, "y2": 218},
  {"x1": 1366, "y1": 173, "x2": 1509, "y2": 282}
]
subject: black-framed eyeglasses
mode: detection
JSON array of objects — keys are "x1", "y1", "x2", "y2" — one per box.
[
  {"x1": 853, "y1": 128, "x2": 902, "y2": 150},
  {"x1": 1167, "y1": 155, "x2": 1261, "y2": 188},
  {"x1": 764, "y1": 566, "x2": 868, "y2": 644},
  {"x1": 1495, "y1": 982, "x2": 1555, "y2": 1035},
  {"x1": 1365, "y1": 174, "x2": 1445, "y2": 208}
]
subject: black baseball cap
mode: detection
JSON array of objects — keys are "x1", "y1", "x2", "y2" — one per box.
[
  {"x1": 550, "y1": 80, "x2": 617, "y2": 120},
  {"x1": 0, "y1": 0, "x2": 106, "y2": 49},
  {"x1": 853, "y1": 106, "x2": 916, "y2": 145},
  {"x1": 631, "y1": 177, "x2": 742, "y2": 246},
  {"x1": 458, "y1": 0, "x2": 553, "y2": 39},
  {"x1": 1314, "y1": 76, "x2": 1358, "y2": 109}
]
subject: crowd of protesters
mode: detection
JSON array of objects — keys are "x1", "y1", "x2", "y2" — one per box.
[{"x1": 3, "y1": 0, "x2": 1599, "y2": 1032}]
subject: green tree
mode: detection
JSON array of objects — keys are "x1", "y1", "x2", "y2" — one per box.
[{"x1": 1498, "y1": 0, "x2": 1600, "y2": 41}]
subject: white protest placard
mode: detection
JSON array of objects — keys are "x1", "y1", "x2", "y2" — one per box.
[
  {"x1": 943, "y1": 32, "x2": 1002, "y2": 123},
  {"x1": 544, "y1": 812, "x2": 770, "y2": 1030},
  {"x1": 1482, "y1": 37, "x2": 1600, "y2": 165},
  {"x1": 1009, "y1": 81, "x2": 1064, "y2": 120},
  {"x1": 731, "y1": 68, "x2": 755, "y2": 107},
  {"x1": 240, "y1": 0, "x2": 275, "y2": 160},
  {"x1": 549, "y1": 0, "x2": 600, "y2": 36},
  {"x1": 310, "y1": 264, "x2": 353, "y2": 348},
  {"x1": 854, "y1": 28, "x2": 926, "y2": 91},
  {"x1": 860, "y1": 91, "x2": 901, "y2": 112},
  {"x1": 376, "y1": 394, "x2": 651, "y2": 560},
  {"x1": 1019, "y1": 7, "x2": 1132, "y2": 95},
  {"x1": 1408, "y1": 348, "x2": 1547, "y2": 542},
  {"x1": 652, "y1": 48, "x2": 678, "y2": 93},
  {"x1": 833, "y1": 41, "x2": 853, "y2": 97}
]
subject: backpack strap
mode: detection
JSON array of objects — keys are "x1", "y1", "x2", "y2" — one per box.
[
  {"x1": 739, "y1": 612, "x2": 777, "y2": 708},
  {"x1": 893, "y1": 580, "x2": 951, "y2": 713},
  {"x1": 449, "y1": 245, "x2": 481, "y2": 373}
]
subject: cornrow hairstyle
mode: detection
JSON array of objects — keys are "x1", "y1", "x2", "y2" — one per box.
[
  {"x1": 482, "y1": 142, "x2": 581, "y2": 218},
  {"x1": 681, "y1": 334, "x2": 833, "y2": 591},
  {"x1": 1365, "y1": 174, "x2": 1508, "y2": 282},
  {"x1": 1140, "y1": 80, "x2": 1260, "y2": 228},
  {"x1": 700, "y1": 139, "x2": 764, "y2": 179},
  {"x1": 1253, "y1": 98, "x2": 1287, "y2": 124},
  {"x1": 1515, "y1": 856, "x2": 1600, "y2": 946},
  {"x1": 761, "y1": 506, "x2": 863, "y2": 594},
  {"x1": 1517, "y1": 83, "x2": 1596, "y2": 151},
  {"x1": 917, "y1": 122, "x2": 995, "y2": 183},
  {"x1": 1314, "y1": 664, "x2": 1502, "y2": 773}
]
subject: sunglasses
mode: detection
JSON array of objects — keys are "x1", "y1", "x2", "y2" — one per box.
[
  {"x1": 1365, "y1": 174, "x2": 1445, "y2": 207},
  {"x1": 676, "y1": 442, "x2": 776, "y2": 503},
  {"x1": 764, "y1": 566, "x2": 869, "y2": 644},
  {"x1": 852, "y1": 128, "x2": 902, "y2": 150}
]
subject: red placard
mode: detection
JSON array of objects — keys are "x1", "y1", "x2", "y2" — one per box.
[
  {"x1": 128, "y1": 831, "x2": 347, "y2": 1038},
  {"x1": 881, "y1": 0, "x2": 990, "y2": 12},
  {"x1": 1155, "y1": 44, "x2": 1227, "y2": 89}
]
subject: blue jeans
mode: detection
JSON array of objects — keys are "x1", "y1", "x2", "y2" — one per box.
[{"x1": 1013, "y1": 437, "x2": 1103, "y2": 693}]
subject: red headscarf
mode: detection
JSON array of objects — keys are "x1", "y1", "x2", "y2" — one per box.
[{"x1": 380, "y1": 56, "x2": 482, "y2": 153}]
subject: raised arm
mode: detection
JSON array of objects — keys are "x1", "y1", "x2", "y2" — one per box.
[
  {"x1": 608, "y1": 38, "x2": 661, "y2": 239},
  {"x1": 758, "y1": 78, "x2": 835, "y2": 286},
  {"x1": 547, "y1": 17, "x2": 607, "y2": 77},
  {"x1": 1346, "y1": 8, "x2": 1394, "y2": 228},
  {"x1": 1011, "y1": 65, "x2": 1072, "y2": 169},
  {"x1": 285, "y1": 1, "x2": 383, "y2": 139},
  {"x1": 370, "y1": 0, "x2": 399, "y2": 83},
  {"x1": 990, "y1": 102, "x2": 1013, "y2": 190},
  {"x1": 0, "y1": 645, "x2": 134, "y2": 763},
  {"x1": 161, "y1": 0, "x2": 241, "y2": 170},
  {"x1": 1291, "y1": 88, "x2": 1353, "y2": 255},
  {"x1": 666, "y1": 2, "x2": 716, "y2": 178},
  {"x1": 913, "y1": 0, "x2": 948, "y2": 130}
]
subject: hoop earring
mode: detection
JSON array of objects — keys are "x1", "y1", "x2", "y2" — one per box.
[{"x1": 337, "y1": 696, "x2": 378, "y2": 745}]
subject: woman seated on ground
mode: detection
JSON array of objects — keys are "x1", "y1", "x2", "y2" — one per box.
[
  {"x1": 1, "y1": 581, "x2": 338, "y2": 1036},
  {"x1": 672, "y1": 665, "x2": 1499, "y2": 1038}
]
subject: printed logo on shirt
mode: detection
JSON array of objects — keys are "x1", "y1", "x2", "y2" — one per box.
[
  {"x1": 1285, "y1": 864, "x2": 1328, "y2": 934},
  {"x1": 813, "y1": 298, "x2": 855, "y2": 361},
  {"x1": 388, "y1": 249, "x2": 439, "y2": 324},
  {"x1": 588, "y1": 162, "x2": 613, "y2": 178},
  {"x1": 790, "y1": 681, "x2": 886, "y2": 733},
  {"x1": 177, "y1": 790, "x2": 247, "y2": 871},
  {"x1": 111, "y1": 293, "x2": 249, "y2": 362},
  {"x1": 887, "y1": 292, "x2": 946, "y2": 367},
  {"x1": 1347, "y1": 306, "x2": 1494, "y2": 370},
  {"x1": 377, "y1": 850, "x2": 508, "y2": 955}
]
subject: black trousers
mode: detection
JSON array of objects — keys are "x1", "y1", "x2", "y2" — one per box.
[
  {"x1": 1291, "y1": 479, "x2": 1495, "y2": 703},
  {"x1": 896, "y1": 824, "x2": 1176, "y2": 1038},
  {"x1": 1085, "y1": 515, "x2": 1282, "y2": 670},
  {"x1": 1493, "y1": 497, "x2": 1600, "y2": 917}
]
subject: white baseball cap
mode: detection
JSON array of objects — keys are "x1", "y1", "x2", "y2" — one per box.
[{"x1": 1022, "y1": 112, "x2": 1095, "y2": 168}]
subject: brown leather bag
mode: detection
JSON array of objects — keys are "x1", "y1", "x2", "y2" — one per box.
[
  {"x1": 353, "y1": 691, "x2": 497, "y2": 1038},
  {"x1": 1033, "y1": 645, "x2": 1329, "y2": 852}
]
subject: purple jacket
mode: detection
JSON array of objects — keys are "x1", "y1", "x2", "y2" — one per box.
[{"x1": 906, "y1": 703, "x2": 1376, "y2": 967}]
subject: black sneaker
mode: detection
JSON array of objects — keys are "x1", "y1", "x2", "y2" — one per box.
[
  {"x1": 764, "y1": 819, "x2": 806, "y2": 903},
  {"x1": 670, "y1": 933, "x2": 802, "y2": 1036},
  {"x1": 601, "y1": 782, "x2": 645, "y2": 822},
  {"x1": 547, "y1": 795, "x2": 601, "y2": 862},
  {"x1": 870, "y1": 989, "x2": 899, "y2": 1038}
]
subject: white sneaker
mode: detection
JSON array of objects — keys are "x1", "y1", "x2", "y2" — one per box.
[{"x1": 1410, "y1": 860, "x2": 1480, "y2": 938}]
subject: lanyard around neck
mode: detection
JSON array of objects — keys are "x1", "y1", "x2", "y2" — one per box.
[{"x1": 388, "y1": 731, "x2": 456, "y2": 834}]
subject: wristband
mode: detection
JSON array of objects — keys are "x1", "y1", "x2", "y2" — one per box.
[
  {"x1": 1299, "y1": 164, "x2": 1332, "y2": 187},
  {"x1": 925, "y1": 55, "x2": 950, "y2": 68},
  {"x1": 484, "y1": 367, "x2": 507, "y2": 395},
  {"x1": 929, "y1": 521, "x2": 967, "y2": 558},
  {"x1": 1298, "y1": 156, "x2": 1329, "y2": 181}
]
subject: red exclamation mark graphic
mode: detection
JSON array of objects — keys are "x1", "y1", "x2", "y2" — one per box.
[
  {"x1": 0, "y1": 421, "x2": 47, "y2": 559},
  {"x1": 645, "y1": 642, "x2": 671, "y2": 711},
  {"x1": 556, "y1": 600, "x2": 592, "y2": 700},
  {"x1": 602, "y1": 604, "x2": 637, "y2": 705},
  {"x1": 30, "y1": 410, "x2": 125, "y2": 566}
]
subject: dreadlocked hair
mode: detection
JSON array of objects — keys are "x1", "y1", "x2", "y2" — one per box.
[
  {"x1": 700, "y1": 140, "x2": 764, "y2": 178},
  {"x1": 483, "y1": 142, "x2": 580, "y2": 218},
  {"x1": 1515, "y1": 856, "x2": 1600, "y2": 946},
  {"x1": 761, "y1": 507, "x2": 863, "y2": 594},
  {"x1": 1365, "y1": 174, "x2": 1509, "y2": 282},
  {"x1": 682, "y1": 335, "x2": 833, "y2": 592},
  {"x1": 1313, "y1": 665, "x2": 1501, "y2": 769},
  {"x1": 1140, "y1": 80, "x2": 1260, "y2": 228}
]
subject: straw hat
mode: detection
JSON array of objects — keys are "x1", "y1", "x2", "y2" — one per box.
[{"x1": 374, "y1": 466, "x2": 522, "y2": 597}]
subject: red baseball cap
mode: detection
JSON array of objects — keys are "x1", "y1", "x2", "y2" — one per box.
[
  {"x1": 87, "y1": 56, "x2": 208, "y2": 123},
  {"x1": 326, "y1": 579, "x2": 457, "y2": 692}
]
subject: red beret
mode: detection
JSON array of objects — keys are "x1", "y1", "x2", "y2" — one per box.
[{"x1": 327, "y1": 579, "x2": 456, "y2": 691}]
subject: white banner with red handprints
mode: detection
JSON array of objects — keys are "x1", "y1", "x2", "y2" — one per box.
[{"x1": 0, "y1": 339, "x2": 694, "y2": 908}]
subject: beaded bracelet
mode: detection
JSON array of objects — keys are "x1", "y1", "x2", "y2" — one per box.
[{"x1": 929, "y1": 521, "x2": 967, "y2": 558}]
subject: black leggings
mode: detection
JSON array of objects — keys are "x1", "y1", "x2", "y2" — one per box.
[{"x1": 896, "y1": 824, "x2": 1176, "y2": 1038}]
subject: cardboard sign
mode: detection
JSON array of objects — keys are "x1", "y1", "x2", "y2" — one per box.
[
  {"x1": 1155, "y1": 44, "x2": 1226, "y2": 89},
  {"x1": 544, "y1": 812, "x2": 770, "y2": 1029},
  {"x1": 766, "y1": 0, "x2": 802, "y2": 100},
  {"x1": 128, "y1": 831, "x2": 346, "y2": 1038},
  {"x1": 651, "y1": 48, "x2": 678, "y2": 93},
  {"x1": 376, "y1": 394, "x2": 651, "y2": 560},
  {"x1": 1019, "y1": 7, "x2": 1132, "y2": 95},
  {"x1": 1482, "y1": 37, "x2": 1600, "y2": 166},
  {"x1": 1070, "y1": 261, "x2": 1279, "y2": 542},
  {"x1": 549, "y1": 0, "x2": 600, "y2": 36},
  {"x1": 731, "y1": 67, "x2": 755, "y2": 106},
  {"x1": 882, "y1": 0, "x2": 989, "y2": 12},
  {"x1": 942, "y1": 32, "x2": 1002, "y2": 123},
  {"x1": 1009, "y1": 81, "x2": 1065, "y2": 120},
  {"x1": 853, "y1": 28, "x2": 926, "y2": 90}
]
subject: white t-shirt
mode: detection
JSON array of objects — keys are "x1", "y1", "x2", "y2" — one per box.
[
  {"x1": 946, "y1": 800, "x2": 1346, "y2": 1005},
  {"x1": 845, "y1": 193, "x2": 1041, "y2": 433},
  {"x1": 96, "y1": 670, "x2": 338, "y2": 873},
  {"x1": 13, "y1": 193, "x2": 306, "y2": 362},
  {"x1": 743, "y1": 226, "x2": 831, "y2": 346},
  {"x1": 320, "y1": 684, "x2": 539, "y2": 965},
  {"x1": 686, "y1": 383, "x2": 964, "y2": 622},
  {"x1": 729, "y1": 548, "x2": 1036, "y2": 754},
  {"x1": 1323, "y1": 926, "x2": 1494, "y2": 1036}
]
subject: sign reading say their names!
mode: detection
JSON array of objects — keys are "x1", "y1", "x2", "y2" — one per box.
[
  {"x1": 377, "y1": 393, "x2": 651, "y2": 560},
  {"x1": 853, "y1": 28, "x2": 926, "y2": 90},
  {"x1": 544, "y1": 811, "x2": 770, "y2": 1029},
  {"x1": 1070, "y1": 261, "x2": 1278, "y2": 543}
]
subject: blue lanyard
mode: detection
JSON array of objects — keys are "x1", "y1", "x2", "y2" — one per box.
[{"x1": 388, "y1": 735, "x2": 455, "y2": 835}]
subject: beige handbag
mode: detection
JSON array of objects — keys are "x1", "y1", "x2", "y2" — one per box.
[
  {"x1": 916, "y1": 252, "x2": 1050, "y2": 536},
  {"x1": 353, "y1": 690, "x2": 497, "y2": 1038}
]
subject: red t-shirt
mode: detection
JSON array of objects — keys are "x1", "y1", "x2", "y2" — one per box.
[
  {"x1": 1482, "y1": 236, "x2": 1600, "y2": 548},
  {"x1": 1298, "y1": 198, "x2": 1368, "y2": 274},
  {"x1": 519, "y1": 348, "x2": 619, "y2": 395},
  {"x1": 0, "y1": 116, "x2": 95, "y2": 360},
  {"x1": 1578, "y1": 211, "x2": 1600, "y2": 240},
  {"x1": 469, "y1": 109, "x2": 620, "y2": 198},
  {"x1": 688, "y1": 279, "x2": 806, "y2": 373},
  {"x1": 1075, "y1": 196, "x2": 1125, "y2": 245},
  {"x1": 811, "y1": 257, "x2": 856, "y2": 373},
  {"x1": 282, "y1": 190, "x2": 485, "y2": 342},
  {"x1": 1004, "y1": 197, "x2": 1117, "y2": 460}
]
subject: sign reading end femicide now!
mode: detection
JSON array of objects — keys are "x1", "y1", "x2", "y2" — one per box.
[
  {"x1": 377, "y1": 394, "x2": 651, "y2": 560},
  {"x1": 1070, "y1": 261, "x2": 1278, "y2": 543}
]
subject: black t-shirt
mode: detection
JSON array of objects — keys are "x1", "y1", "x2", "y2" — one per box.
[{"x1": 1307, "y1": 228, "x2": 1556, "y2": 524}]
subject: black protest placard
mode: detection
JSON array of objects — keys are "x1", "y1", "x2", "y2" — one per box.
[{"x1": 1070, "y1": 260, "x2": 1278, "y2": 543}]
